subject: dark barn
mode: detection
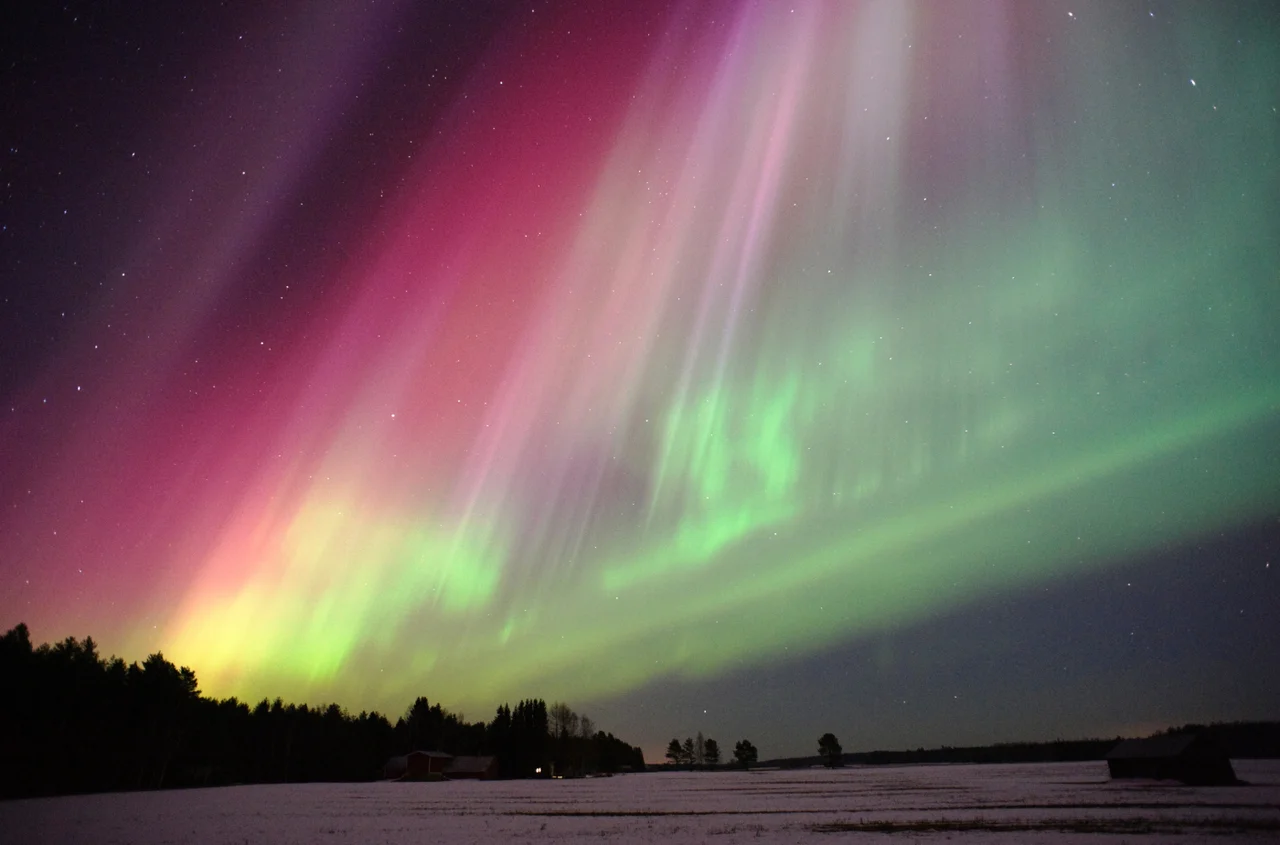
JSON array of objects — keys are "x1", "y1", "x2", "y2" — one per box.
[
  {"x1": 384, "y1": 751, "x2": 454, "y2": 780},
  {"x1": 383, "y1": 755, "x2": 408, "y2": 779},
  {"x1": 1106, "y1": 734, "x2": 1238, "y2": 785},
  {"x1": 445, "y1": 755, "x2": 499, "y2": 780},
  {"x1": 406, "y1": 751, "x2": 453, "y2": 779}
]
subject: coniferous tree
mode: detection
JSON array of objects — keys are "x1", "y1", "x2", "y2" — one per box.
[
  {"x1": 704, "y1": 737, "x2": 721, "y2": 767},
  {"x1": 665, "y1": 738, "x2": 683, "y2": 765},
  {"x1": 489, "y1": 704, "x2": 513, "y2": 774}
]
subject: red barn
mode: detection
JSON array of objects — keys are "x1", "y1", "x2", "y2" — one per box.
[{"x1": 384, "y1": 751, "x2": 453, "y2": 780}]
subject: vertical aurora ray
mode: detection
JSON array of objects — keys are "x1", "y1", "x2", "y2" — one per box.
[{"x1": 2, "y1": 1, "x2": 1277, "y2": 720}]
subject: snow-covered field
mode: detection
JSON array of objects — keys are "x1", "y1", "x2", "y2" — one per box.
[{"x1": 4, "y1": 760, "x2": 1278, "y2": 843}]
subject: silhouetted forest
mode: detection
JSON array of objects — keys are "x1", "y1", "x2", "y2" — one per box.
[
  {"x1": 0, "y1": 624, "x2": 644, "y2": 798},
  {"x1": 765, "y1": 722, "x2": 1280, "y2": 769},
  {"x1": 843, "y1": 723, "x2": 1280, "y2": 766}
]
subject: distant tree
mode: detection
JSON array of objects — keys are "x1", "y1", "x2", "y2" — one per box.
[
  {"x1": 666, "y1": 738, "x2": 683, "y2": 765},
  {"x1": 549, "y1": 701, "x2": 578, "y2": 739},
  {"x1": 695, "y1": 731, "x2": 706, "y2": 766},
  {"x1": 135, "y1": 652, "x2": 200, "y2": 788},
  {"x1": 401, "y1": 696, "x2": 442, "y2": 751},
  {"x1": 733, "y1": 739, "x2": 758, "y2": 768},
  {"x1": 704, "y1": 738, "x2": 721, "y2": 767},
  {"x1": 0, "y1": 621, "x2": 31, "y2": 658},
  {"x1": 547, "y1": 701, "x2": 581, "y2": 775},
  {"x1": 489, "y1": 704, "x2": 513, "y2": 773},
  {"x1": 818, "y1": 733, "x2": 843, "y2": 767},
  {"x1": 573, "y1": 715, "x2": 596, "y2": 773},
  {"x1": 682, "y1": 737, "x2": 696, "y2": 765},
  {"x1": 597, "y1": 733, "x2": 644, "y2": 773},
  {"x1": 510, "y1": 699, "x2": 549, "y2": 777}
]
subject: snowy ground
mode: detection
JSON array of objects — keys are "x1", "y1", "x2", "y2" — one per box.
[{"x1": 3, "y1": 760, "x2": 1278, "y2": 843}]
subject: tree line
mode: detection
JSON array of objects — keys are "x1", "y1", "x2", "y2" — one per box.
[
  {"x1": 0, "y1": 623, "x2": 643, "y2": 798},
  {"x1": 663, "y1": 733, "x2": 848, "y2": 769},
  {"x1": 841, "y1": 723, "x2": 1280, "y2": 766},
  {"x1": 663, "y1": 732, "x2": 762, "y2": 768}
]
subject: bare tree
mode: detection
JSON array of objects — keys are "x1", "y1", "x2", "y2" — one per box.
[{"x1": 549, "y1": 701, "x2": 577, "y2": 739}]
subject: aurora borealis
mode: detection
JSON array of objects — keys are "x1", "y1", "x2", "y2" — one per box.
[{"x1": 2, "y1": 1, "x2": 1278, "y2": 757}]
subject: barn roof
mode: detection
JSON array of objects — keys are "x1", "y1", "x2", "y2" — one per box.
[
  {"x1": 447, "y1": 755, "x2": 496, "y2": 773},
  {"x1": 407, "y1": 750, "x2": 454, "y2": 759}
]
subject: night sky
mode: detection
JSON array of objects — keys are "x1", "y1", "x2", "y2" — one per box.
[{"x1": 2, "y1": 0, "x2": 1278, "y2": 762}]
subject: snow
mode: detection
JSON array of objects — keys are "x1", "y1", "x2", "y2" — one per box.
[{"x1": 3, "y1": 760, "x2": 1278, "y2": 843}]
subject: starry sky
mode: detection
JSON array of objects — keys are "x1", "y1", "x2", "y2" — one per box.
[{"x1": 2, "y1": 0, "x2": 1278, "y2": 761}]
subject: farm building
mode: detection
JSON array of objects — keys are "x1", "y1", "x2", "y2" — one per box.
[
  {"x1": 445, "y1": 756, "x2": 499, "y2": 780},
  {"x1": 383, "y1": 755, "x2": 408, "y2": 779},
  {"x1": 384, "y1": 752, "x2": 498, "y2": 781},
  {"x1": 384, "y1": 750, "x2": 454, "y2": 780},
  {"x1": 1105, "y1": 734, "x2": 1238, "y2": 785}
]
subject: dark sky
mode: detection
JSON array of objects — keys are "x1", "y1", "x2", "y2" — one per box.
[{"x1": 2, "y1": 0, "x2": 1278, "y2": 761}]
